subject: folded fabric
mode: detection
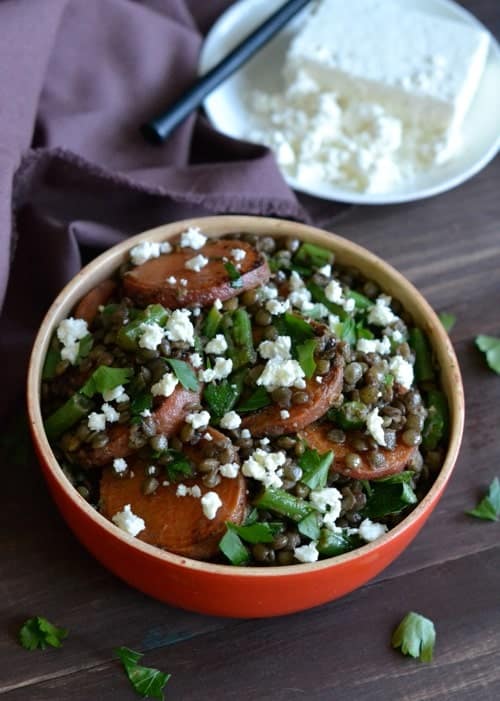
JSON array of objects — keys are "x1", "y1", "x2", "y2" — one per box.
[{"x1": 0, "y1": 0, "x2": 343, "y2": 416}]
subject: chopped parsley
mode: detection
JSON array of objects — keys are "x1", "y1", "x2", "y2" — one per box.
[
  {"x1": 115, "y1": 646, "x2": 171, "y2": 700},
  {"x1": 466, "y1": 477, "x2": 500, "y2": 521},
  {"x1": 19, "y1": 616, "x2": 68, "y2": 650},
  {"x1": 475, "y1": 335, "x2": 500, "y2": 374},
  {"x1": 224, "y1": 261, "x2": 243, "y2": 288},
  {"x1": 164, "y1": 358, "x2": 199, "y2": 392},
  {"x1": 391, "y1": 612, "x2": 436, "y2": 663},
  {"x1": 299, "y1": 447, "x2": 333, "y2": 490},
  {"x1": 438, "y1": 312, "x2": 456, "y2": 333},
  {"x1": 81, "y1": 365, "x2": 133, "y2": 397}
]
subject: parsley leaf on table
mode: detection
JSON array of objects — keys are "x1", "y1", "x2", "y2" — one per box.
[
  {"x1": 475, "y1": 335, "x2": 500, "y2": 374},
  {"x1": 466, "y1": 477, "x2": 500, "y2": 521},
  {"x1": 391, "y1": 612, "x2": 436, "y2": 663},
  {"x1": 115, "y1": 646, "x2": 171, "y2": 700},
  {"x1": 438, "y1": 312, "x2": 456, "y2": 333},
  {"x1": 19, "y1": 616, "x2": 68, "y2": 650}
]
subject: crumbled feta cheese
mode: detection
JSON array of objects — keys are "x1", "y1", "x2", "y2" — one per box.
[
  {"x1": 260, "y1": 437, "x2": 270, "y2": 446},
  {"x1": 192, "y1": 307, "x2": 201, "y2": 317},
  {"x1": 146, "y1": 465, "x2": 157, "y2": 475},
  {"x1": 185, "y1": 410, "x2": 210, "y2": 430},
  {"x1": 219, "y1": 462, "x2": 240, "y2": 478},
  {"x1": 113, "y1": 458, "x2": 128, "y2": 474},
  {"x1": 199, "y1": 357, "x2": 233, "y2": 382},
  {"x1": 258, "y1": 335, "x2": 292, "y2": 361},
  {"x1": 256, "y1": 358, "x2": 305, "y2": 392},
  {"x1": 88, "y1": 412, "x2": 106, "y2": 432},
  {"x1": 101, "y1": 403, "x2": 120, "y2": 423},
  {"x1": 151, "y1": 372, "x2": 178, "y2": 397},
  {"x1": 180, "y1": 226, "x2": 207, "y2": 250},
  {"x1": 160, "y1": 241, "x2": 172, "y2": 254},
  {"x1": 266, "y1": 298, "x2": 290, "y2": 315},
  {"x1": 167, "y1": 275, "x2": 176, "y2": 285},
  {"x1": 315, "y1": 376, "x2": 323, "y2": 384},
  {"x1": 201, "y1": 491, "x2": 222, "y2": 520},
  {"x1": 189, "y1": 352, "x2": 203, "y2": 368},
  {"x1": 389, "y1": 355, "x2": 414, "y2": 389},
  {"x1": 130, "y1": 241, "x2": 161, "y2": 266},
  {"x1": 289, "y1": 271, "x2": 305, "y2": 291},
  {"x1": 289, "y1": 287, "x2": 314, "y2": 311},
  {"x1": 280, "y1": 409, "x2": 290, "y2": 419},
  {"x1": 241, "y1": 429, "x2": 251, "y2": 439},
  {"x1": 220, "y1": 411, "x2": 241, "y2": 430},
  {"x1": 138, "y1": 322, "x2": 164, "y2": 350},
  {"x1": 179, "y1": 278, "x2": 188, "y2": 287},
  {"x1": 241, "y1": 448, "x2": 286, "y2": 488},
  {"x1": 191, "y1": 485, "x2": 202, "y2": 498},
  {"x1": 231, "y1": 248, "x2": 246, "y2": 262},
  {"x1": 368, "y1": 296, "x2": 398, "y2": 326},
  {"x1": 176, "y1": 483, "x2": 188, "y2": 497},
  {"x1": 185, "y1": 254, "x2": 209, "y2": 272},
  {"x1": 140, "y1": 409, "x2": 152, "y2": 418},
  {"x1": 203, "y1": 432, "x2": 213, "y2": 442},
  {"x1": 102, "y1": 384, "x2": 128, "y2": 403},
  {"x1": 176, "y1": 483, "x2": 202, "y2": 498},
  {"x1": 153, "y1": 434, "x2": 168, "y2": 451},
  {"x1": 259, "y1": 285, "x2": 278, "y2": 300},
  {"x1": 310, "y1": 487, "x2": 342, "y2": 516},
  {"x1": 325, "y1": 280, "x2": 344, "y2": 304},
  {"x1": 366, "y1": 408, "x2": 386, "y2": 446},
  {"x1": 56, "y1": 317, "x2": 89, "y2": 364},
  {"x1": 165, "y1": 309, "x2": 194, "y2": 345},
  {"x1": 214, "y1": 298, "x2": 223, "y2": 310},
  {"x1": 356, "y1": 336, "x2": 391, "y2": 355},
  {"x1": 294, "y1": 542, "x2": 319, "y2": 563},
  {"x1": 389, "y1": 329, "x2": 404, "y2": 343},
  {"x1": 205, "y1": 334, "x2": 228, "y2": 354},
  {"x1": 343, "y1": 297, "x2": 356, "y2": 313},
  {"x1": 328, "y1": 313, "x2": 341, "y2": 332},
  {"x1": 358, "y1": 517, "x2": 388, "y2": 542},
  {"x1": 111, "y1": 504, "x2": 145, "y2": 536},
  {"x1": 318, "y1": 264, "x2": 331, "y2": 277}
]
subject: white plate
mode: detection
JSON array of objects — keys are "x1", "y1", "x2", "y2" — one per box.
[{"x1": 199, "y1": 0, "x2": 500, "y2": 204}]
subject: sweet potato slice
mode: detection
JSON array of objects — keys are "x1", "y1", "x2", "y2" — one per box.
[
  {"x1": 299, "y1": 423, "x2": 417, "y2": 479},
  {"x1": 241, "y1": 360, "x2": 344, "y2": 437},
  {"x1": 100, "y1": 460, "x2": 247, "y2": 560},
  {"x1": 123, "y1": 239, "x2": 270, "y2": 308},
  {"x1": 73, "y1": 279, "x2": 117, "y2": 325},
  {"x1": 77, "y1": 383, "x2": 201, "y2": 468}
]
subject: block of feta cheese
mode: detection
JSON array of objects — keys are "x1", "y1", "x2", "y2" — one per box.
[{"x1": 285, "y1": 0, "x2": 489, "y2": 139}]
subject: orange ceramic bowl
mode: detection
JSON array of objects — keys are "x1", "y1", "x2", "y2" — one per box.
[{"x1": 27, "y1": 216, "x2": 464, "y2": 618}]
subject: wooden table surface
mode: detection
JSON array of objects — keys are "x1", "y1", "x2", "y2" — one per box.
[{"x1": 1, "y1": 2, "x2": 499, "y2": 698}]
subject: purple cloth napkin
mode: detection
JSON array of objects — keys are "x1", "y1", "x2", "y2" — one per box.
[{"x1": 0, "y1": 0, "x2": 344, "y2": 416}]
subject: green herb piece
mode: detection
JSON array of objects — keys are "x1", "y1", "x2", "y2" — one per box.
[
  {"x1": 297, "y1": 338, "x2": 317, "y2": 379},
  {"x1": 227, "y1": 521, "x2": 277, "y2": 544},
  {"x1": 237, "y1": 387, "x2": 271, "y2": 413},
  {"x1": 339, "y1": 317, "x2": 357, "y2": 345},
  {"x1": 44, "y1": 393, "x2": 94, "y2": 440},
  {"x1": 307, "y1": 282, "x2": 347, "y2": 320},
  {"x1": 80, "y1": 366, "x2": 133, "y2": 398},
  {"x1": 42, "y1": 346, "x2": 61, "y2": 381},
  {"x1": 384, "y1": 373, "x2": 394, "y2": 387},
  {"x1": 203, "y1": 306, "x2": 223, "y2": 338},
  {"x1": 348, "y1": 290, "x2": 373, "y2": 310},
  {"x1": 328, "y1": 401, "x2": 368, "y2": 430},
  {"x1": 298, "y1": 511, "x2": 321, "y2": 541},
  {"x1": 422, "y1": 390, "x2": 449, "y2": 450},
  {"x1": 355, "y1": 323, "x2": 374, "y2": 341},
  {"x1": 293, "y1": 242, "x2": 334, "y2": 269},
  {"x1": 391, "y1": 612, "x2": 436, "y2": 663},
  {"x1": 129, "y1": 390, "x2": 153, "y2": 422},
  {"x1": 203, "y1": 379, "x2": 241, "y2": 422},
  {"x1": 466, "y1": 477, "x2": 500, "y2": 521},
  {"x1": 255, "y1": 487, "x2": 314, "y2": 522},
  {"x1": 244, "y1": 508, "x2": 258, "y2": 526},
  {"x1": 438, "y1": 312, "x2": 456, "y2": 333},
  {"x1": 363, "y1": 472, "x2": 417, "y2": 519},
  {"x1": 219, "y1": 528, "x2": 250, "y2": 565},
  {"x1": 224, "y1": 261, "x2": 243, "y2": 288},
  {"x1": 475, "y1": 335, "x2": 500, "y2": 374},
  {"x1": 317, "y1": 528, "x2": 360, "y2": 557},
  {"x1": 275, "y1": 312, "x2": 315, "y2": 345},
  {"x1": 164, "y1": 358, "x2": 199, "y2": 392},
  {"x1": 116, "y1": 304, "x2": 168, "y2": 351},
  {"x1": 76, "y1": 334, "x2": 94, "y2": 363},
  {"x1": 299, "y1": 448, "x2": 333, "y2": 490},
  {"x1": 164, "y1": 450, "x2": 193, "y2": 483},
  {"x1": 115, "y1": 646, "x2": 171, "y2": 700},
  {"x1": 19, "y1": 616, "x2": 68, "y2": 650},
  {"x1": 409, "y1": 328, "x2": 434, "y2": 382}
]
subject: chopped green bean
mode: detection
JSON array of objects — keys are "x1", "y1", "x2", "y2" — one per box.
[
  {"x1": 409, "y1": 328, "x2": 434, "y2": 382},
  {"x1": 44, "y1": 393, "x2": 94, "y2": 440},
  {"x1": 254, "y1": 487, "x2": 314, "y2": 522},
  {"x1": 203, "y1": 306, "x2": 223, "y2": 339},
  {"x1": 293, "y1": 242, "x2": 334, "y2": 269},
  {"x1": 317, "y1": 529, "x2": 360, "y2": 556}
]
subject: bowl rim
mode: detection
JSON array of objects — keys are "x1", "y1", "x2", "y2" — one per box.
[{"x1": 27, "y1": 215, "x2": 465, "y2": 578}]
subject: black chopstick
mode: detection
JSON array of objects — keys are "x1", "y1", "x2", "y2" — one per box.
[{"x1": 141, "y1": 0, "x2": 312, "y2": 144}]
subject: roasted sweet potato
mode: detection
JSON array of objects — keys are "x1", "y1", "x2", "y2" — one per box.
[
  {"x1": 73, "y1": 279, "x2": 117, "y2": 325},
  {"x1": 299, "y1": 423, "x2": 417, "y2": 479},
  {"x1": 123, "y1": 239, "x2": 270, "y2": 309}
]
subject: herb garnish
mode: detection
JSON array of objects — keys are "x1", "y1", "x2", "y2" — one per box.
[
  {"x1": 219, "y1": 528, "x2": 250, "y2": 565},
  {"x1": 164, "y1": 358, "x2": 199, "y2": 391},
  {"x1": 81, "y1": 366, "x2": 133, "y2": 397},
  {"x1": 297, "y1": 338, "x2": 317, "y2": 379},
  {"x1": 466, "y1": 477, "x2": 500, "y2": 521},
  {"x1": 362, "y1": 472, "x2": 417, "y2": 519},
  {"x1": 162, "y1": 450, "x2": 193, "y2": 483},
  {"x1": 475, "y1": 335, "x2": 500, "y2": 374},
  {"x1": 115, "y1": 646, "x2": 171, "y2": 700},
  {"x1": 19, "y1": 616, "x2": 68, "y2": 650},
  {"x1": 224, "y1": 261, "x2": 243, "y2": 288},
  {"x1": 237, "y1": 387, "x2": 271, "y2": 413},
  {"x1": 391, "y1": 612, "x2": 436, "y2": 663},
  {"x1": 299, "y1": 447, "x2": 333, "y2": 490},
  {"x1": 438, "y1": 312, "x2": 456, "y2": 333},
  {"x1": 204, "y1": 380, "x2": 240, "y2": 421}
]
